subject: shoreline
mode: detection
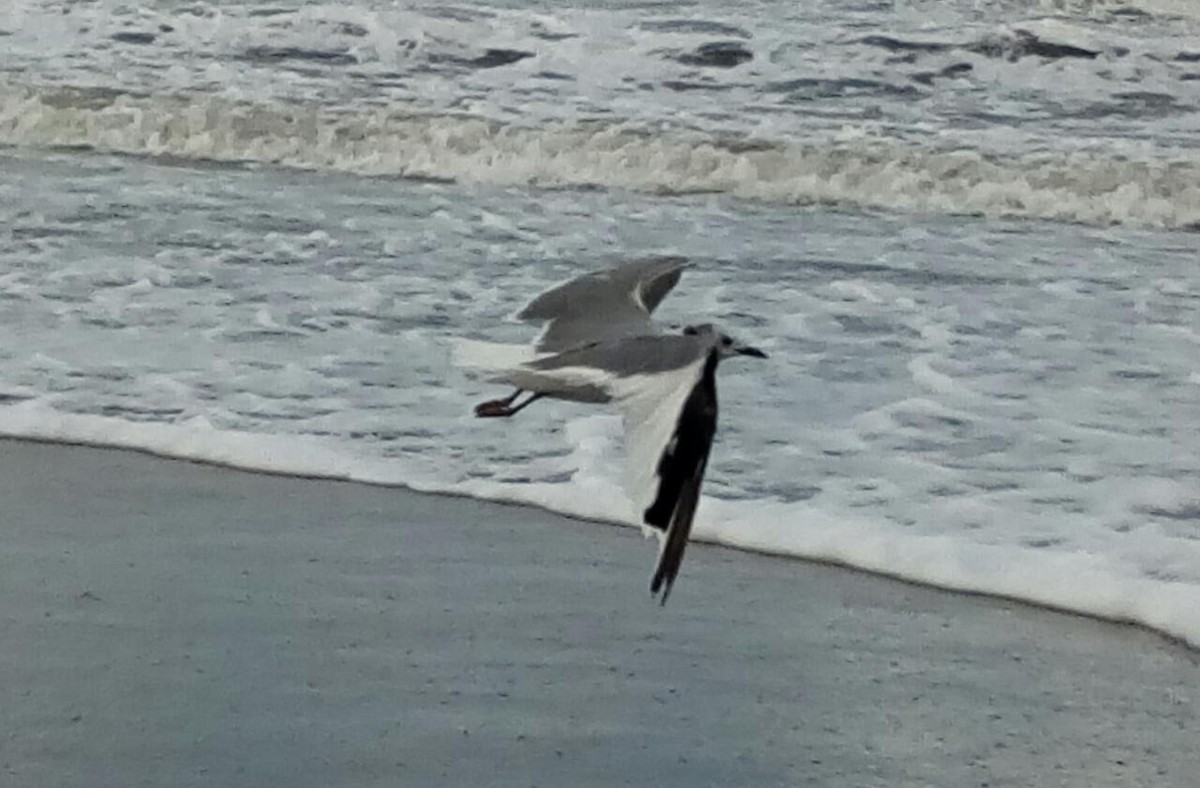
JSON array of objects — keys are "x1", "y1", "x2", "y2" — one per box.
[{"x1": 3, "y1": 434, "x2": 1196, "y2": 653}]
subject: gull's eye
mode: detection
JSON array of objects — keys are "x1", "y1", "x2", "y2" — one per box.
[
  {"x1": 721, "y1": 336, "x2": 733, "y2": 346},
  {"x1": 683, "y1": 325, "x2": 698, "y2": 336}
]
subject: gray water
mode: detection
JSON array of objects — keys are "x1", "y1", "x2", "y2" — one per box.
[{"x1": 2, "y1": 0, "x2": 1200, "y2": 642}]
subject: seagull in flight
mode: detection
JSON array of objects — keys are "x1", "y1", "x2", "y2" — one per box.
[{"x1": 458, "y1": 257, "x2": 767, "y2": 603}]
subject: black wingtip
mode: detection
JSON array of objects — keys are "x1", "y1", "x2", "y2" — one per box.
[
  {"x1": 649, "y1": 525, "x2": 690, "y2": 607},
  {"x1": 650, "y1": 574, "x2": 674, "y2": 606}
]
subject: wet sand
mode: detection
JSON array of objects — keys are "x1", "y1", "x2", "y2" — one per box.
[{"x1": 1, "y1": 439, "x2": 1196, "y2": 787}]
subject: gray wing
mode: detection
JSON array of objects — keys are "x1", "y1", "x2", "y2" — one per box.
[{"x1": 516, "y1": 256, "x2": 689, "y2": 353}]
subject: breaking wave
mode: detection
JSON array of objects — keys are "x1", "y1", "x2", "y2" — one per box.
[{"x1": 3, "y1": 81, "x2": 1199, "y2": 229}]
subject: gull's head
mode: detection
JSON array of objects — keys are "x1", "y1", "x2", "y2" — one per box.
[{"x1": 683, "y1": 323, "x2": 768, "y2": 360}]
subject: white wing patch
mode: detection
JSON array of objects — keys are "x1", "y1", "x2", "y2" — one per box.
[
  {"x1": 609, "y1": 358, "x2": 708, "y2": 536},
  {"x1": 629, "y1": 284, "x2": 647, "y2": 313}
]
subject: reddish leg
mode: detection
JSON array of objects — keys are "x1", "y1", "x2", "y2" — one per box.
[{"x1": 474, "y1": 390, "x2": 543, "y2": 418}]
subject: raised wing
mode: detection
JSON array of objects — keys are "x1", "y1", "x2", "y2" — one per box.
[{"x1": 516, "y1": 257, "x2": 689, "y2": 353}]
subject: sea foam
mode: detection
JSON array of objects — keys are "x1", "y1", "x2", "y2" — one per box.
[{"x1": 3, "y1": 82, "x2": 1199, "y2": 230}]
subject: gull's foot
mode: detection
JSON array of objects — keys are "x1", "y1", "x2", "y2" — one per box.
[{"x1": 475, "y1": 399, "x2": 516, "y2": 418}]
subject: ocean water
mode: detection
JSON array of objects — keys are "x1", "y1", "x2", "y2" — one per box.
[{"x1": 2, "y1": 0, "x2": 1199, "y2": 644}]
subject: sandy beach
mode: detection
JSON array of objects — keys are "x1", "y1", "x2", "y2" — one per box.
[{"x1": 1, "y1": 438, "x2": 1196, "y2": 787}]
